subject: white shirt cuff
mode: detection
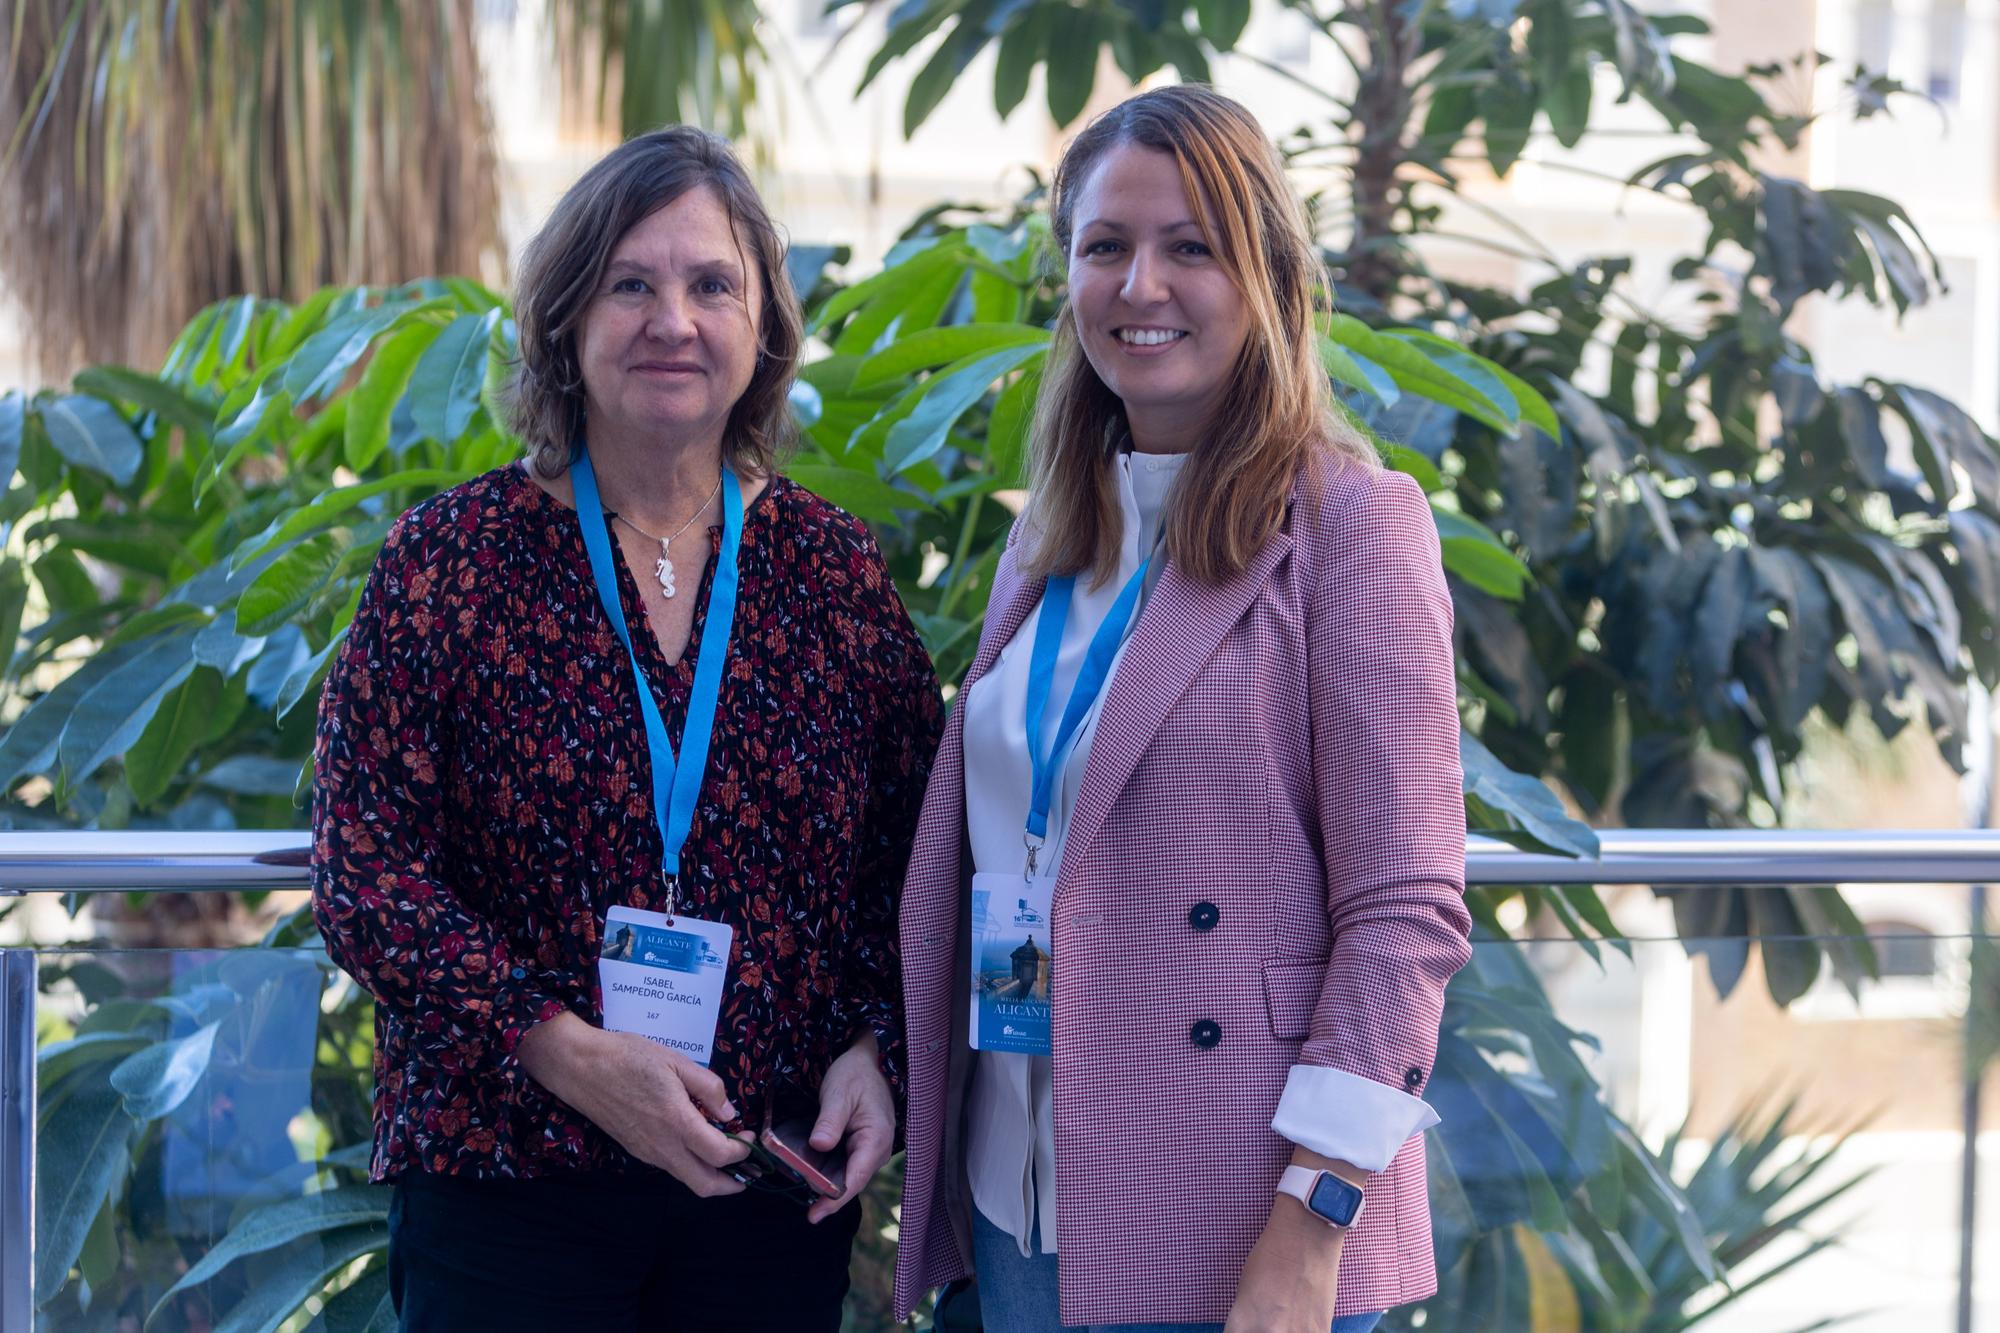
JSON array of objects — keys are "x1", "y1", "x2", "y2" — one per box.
[{"x1": 1270, "y1": 1064, "x2": 1441, "y2": 1172}]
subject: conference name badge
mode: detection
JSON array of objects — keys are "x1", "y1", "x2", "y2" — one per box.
[
  {"x1": 598, "y1": 905, "x2": 732, "y2": 1065},
  {"x1": 968, "y1": 871, "x2": 1054, "y2": 1055}
]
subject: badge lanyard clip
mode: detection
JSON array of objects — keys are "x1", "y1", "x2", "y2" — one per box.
[{"x1": 570, "y1": 445, "x2": 745, "y2": 921}]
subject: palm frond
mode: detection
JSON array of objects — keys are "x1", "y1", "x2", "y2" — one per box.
[
  {"x1": 0, "y1": 0, "x2": 503, "y2": 379},
  {"x1": 545, "y1": 0, "x2": 770, "y2": 149}
]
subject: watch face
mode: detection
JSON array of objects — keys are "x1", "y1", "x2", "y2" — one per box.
[{"x1": 1308, "y1": 1173, "x2": 1363, "y2": 1226}]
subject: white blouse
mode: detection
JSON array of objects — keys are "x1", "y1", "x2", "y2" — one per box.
[
  {"x1": 962, "y1": 449, "x2": 1180, "y2": 1257},
  {"x1": 960, "y1": 449, "x2": 1439, "y2": 1259}
]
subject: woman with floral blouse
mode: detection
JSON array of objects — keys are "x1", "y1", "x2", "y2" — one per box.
[{"x1": 310, "y1": 127, "x2": 943, "y2": 1333}]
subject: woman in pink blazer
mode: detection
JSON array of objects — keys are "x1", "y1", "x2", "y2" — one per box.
[{"x1": 892, "y1": 86, "x2": 1473, "y2": 1333}]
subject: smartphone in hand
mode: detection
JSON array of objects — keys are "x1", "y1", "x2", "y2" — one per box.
[{"x1": 762, "y1": 1116, "x2": 847, "y2": 1198}]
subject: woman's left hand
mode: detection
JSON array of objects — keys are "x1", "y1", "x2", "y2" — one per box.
[
  {"x1": 1224, "y1": 1197, "x2": 1346, "y2": 1333},
  {"x1": 804, "y1": 1030, "x2": 896, "y2": 1224}
]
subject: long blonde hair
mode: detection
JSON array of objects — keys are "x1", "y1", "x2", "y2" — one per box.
[{"x1": 1022, "y1": 85, "x2": 1374, "y2": 586}]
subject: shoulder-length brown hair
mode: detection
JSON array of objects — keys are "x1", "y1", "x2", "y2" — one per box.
[
  {"x1": 1022, "y1": 85, "x2": 1375, "y2": 587},
  {"x1": 503, "y1": 126, "x2": 803, "y2": 479}
]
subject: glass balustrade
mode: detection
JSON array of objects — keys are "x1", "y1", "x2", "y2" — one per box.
[
  {"x1": 29, "y1": 943, "x2": 384, "y2": 1332},
  {"x1": 4, "y1": 866, "x2": 2000, "y2": 1330}
]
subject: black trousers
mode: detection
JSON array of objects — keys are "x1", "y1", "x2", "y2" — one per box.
[{"x1": 388, "y1": 1169, "x2": 864, "y2": 1332}]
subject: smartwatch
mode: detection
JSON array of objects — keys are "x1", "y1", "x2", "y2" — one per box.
[{"x1": 1276, "y1": 1164, "x2": 1365, "y2": 1229}]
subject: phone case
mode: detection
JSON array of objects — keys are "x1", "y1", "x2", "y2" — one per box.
[{"x1": 763, "y1": 1119, "x2": 847, "y2": 1197}]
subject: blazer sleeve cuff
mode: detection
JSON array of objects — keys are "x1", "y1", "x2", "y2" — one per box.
[{"x1": 1271, "y1": 1064, "x2": 1441, "y2": 1172}]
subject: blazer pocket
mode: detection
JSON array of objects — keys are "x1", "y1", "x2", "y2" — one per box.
[{"x1": 1261, "y1": 960, "x2": 1325, "y2": 1041}]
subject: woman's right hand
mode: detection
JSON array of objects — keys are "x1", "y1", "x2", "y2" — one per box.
[{"x1": 517, "y1": 1013, "x2": 752, "y2": 1195}]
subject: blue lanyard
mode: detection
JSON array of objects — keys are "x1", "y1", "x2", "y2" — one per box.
[
  {"x1": 1022, "y1": 553, "x2": 1154, "y2": 870},
  {"x1": 570, "y1": 446, "x2": 744, "y2": 905}
]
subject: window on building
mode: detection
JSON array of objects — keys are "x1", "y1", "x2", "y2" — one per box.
[
  {"x1": 1867, "y1": 920, "x2": 1941, "y2": 978},
  {"x1": 1931, "y1": 0, "x2": 1968, "y2": 100},
  {"x1": 1856, "y1": 0, "x2": 1895, "y2": 78},
  {"x1": 1795, "y1": 909, "x2": 1964, "y2": 1022}
]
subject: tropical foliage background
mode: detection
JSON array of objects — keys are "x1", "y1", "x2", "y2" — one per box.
[{"x1": 3, "y1": 0, "x2": 1996, "y2": 1330}]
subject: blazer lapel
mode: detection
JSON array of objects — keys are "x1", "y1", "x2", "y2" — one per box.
[
  {"x1": 961, "y1": 549, "x2": 1045, "y2": 695},
  {"x1": 1058, "y1": 530, "x2": 1294, "y2": 881},
  {"x1": 903, "y1": 548, "x2": 1044, "y2": 942}
]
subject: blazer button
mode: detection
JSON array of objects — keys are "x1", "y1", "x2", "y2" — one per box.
[
  {"x1": 1189, "y1": 1019, "x2": 1222, "y2": 1049},
  {"x1": 1188, "y1": 901, "x2": 1220, "y2": 932}
]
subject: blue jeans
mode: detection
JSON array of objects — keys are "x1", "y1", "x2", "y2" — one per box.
[{"x1": 971, "y1": 1209, "x2": 1386, "y2": 1333}]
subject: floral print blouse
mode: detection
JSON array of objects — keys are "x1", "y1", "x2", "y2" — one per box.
[{"x1": 310, "y1": 463, "x2": 943, "y2": 1180}]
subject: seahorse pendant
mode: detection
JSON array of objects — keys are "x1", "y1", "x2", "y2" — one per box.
[{"x1": 655, "y1": 542, "x2": 677, "y2": 598}]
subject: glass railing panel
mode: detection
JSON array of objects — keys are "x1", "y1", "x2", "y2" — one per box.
[
  {"x1": 32, "y1": 946, "x2": 383, "y2": 1332},
  {"x1": 1420, "y1": 924, "x2": 2000, "y2": 1333},
  {"x1": 19, "y1": 913, "x2": 2000, "y2": 1331}
]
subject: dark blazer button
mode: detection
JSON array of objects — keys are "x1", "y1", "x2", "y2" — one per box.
[
  {"x1": 1190, "y1": 1019, "x2": 1222, "y2": 1049},
  {"x1": 1188, "y1": 901, "x2": 1220, "y2": 932},
  {"x1": 1405, "y1": 1066, "x2": 1425, "y2": 1093}
]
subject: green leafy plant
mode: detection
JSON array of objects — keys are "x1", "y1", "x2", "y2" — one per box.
[{"x1": 32, "y1": 946, "x2": 384, "y2": 1331}]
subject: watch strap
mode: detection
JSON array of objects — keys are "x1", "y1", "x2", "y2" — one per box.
[
  {"x1": 1277, "y1": 1164, "x2": 1321, "y2": 1205},
  {"x1": 1277, "y1": 1164, "x2": 1364, "y2": 1229}
]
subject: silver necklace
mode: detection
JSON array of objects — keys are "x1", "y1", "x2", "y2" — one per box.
[{"x1": 611, "y1": 474, "x2": 722, "y2": 598}]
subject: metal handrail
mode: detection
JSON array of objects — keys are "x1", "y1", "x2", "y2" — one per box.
[{"x1": 1, "y1": 828, "x2": 1999, "y2": 891}]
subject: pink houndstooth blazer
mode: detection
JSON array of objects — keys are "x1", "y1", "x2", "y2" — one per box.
[{"x1": 892, "y1": 459, "x2": 1474, "y2": 1326}]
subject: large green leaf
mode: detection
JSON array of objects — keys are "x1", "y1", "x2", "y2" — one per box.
[
  {"x1": 1461, "y1": 727, "x2": 1599, "y2": 857},
  {"x1": 852, "y1": 324, "x2": 1049, "y2": 391},
  {"x1": 125, "y1": 666, "x2": 227, "y2": 806},
  {"x1": 1321, "y1": 337, "x2": 1400, "y2": 404},
  {"x1": 0, "y1": 391, "x2": 27, "y2": 488},
  {"x1": 71, "y1": 367, "x2": 215, "y2": 439},
  {"x1": 1478, "y1": 75, "x2": 1538, "y2": 178},
  {"x1": 198, "y1": 754, "x2": 309, "y2": 796},
  {"x1": 36, "y1": 1031, "x2": 151, "y2": 1090},
  {"x1": 992, "y1": 7, "x2": 1045, "y2": 118},
  {"x1": 110, "y1": 1020, "x2": 220, "y2": 1120},
  {"x1": 209, "y1": 1223, "x2": 391, "y2": 1333},
  {"x1": 34, "y1": 1077, "x2": 134, "y2": 1306},
  {"x1": 856, "y1": 0, "x2": 957, "y2": 94},
  {"x1": 786, "y1": 464, "x2": 934, "y2": 525},
  {"x1": 148, "y1": 1188, "x2": 392, "y2": 1324},
  {"x1": 408, "y1": 309, "x2": 502, "y2": 444},
  {"x1": 1893, "y1": 383, "x2": 2000, "y2": 511},
  {"x1": 0, "y1": 639, "x2": 147, "y2": 790},
  {"x1": 808, "y1": 239, "x2": 964, "y2": 335},
  {"x1": 31, "y1": 517, "x2": 191, "y2": 579},
  {"x1": 1045, "y1": 5, "x2": 1100, "y2": 126},
  {"x1": 55, "y1": 628, "x2": 199, "y2": 785},
  {"x1": 903, "y1": 14, "x2": 989, "y2": 138},
  {"x1": 986, "y1": 362, "x2": 1043, "y2": 487},
  {"x1": 1324, "y1": 316, "x2": 1521, "y2": 434},
  {"x1": 0, "y1": 560, "x2": 27, "y2": 677},
  {"x1": 1194, "y1": 0, "x2": 1251, "y2": 49},
  {"x1": 836, "y1": 258, "x2": 962, "y2": 359},
  {"x1": 345, "y1": 321, "x2": 444, "y2": 470},
  {"x1": 282, "y1": 300, "x2": 423, "y2": 405},
  {"x1": 276, "y1": 635, "x2": 345, "y2": 724},
  {"x1": 305, "y1": 1263, "x2": 395, "y2": 1333},
  {"x1": 236, "y1": 469, "x2": 469, "y2": 568},
  {"x1": 237, "y1": 533, "x2": 346, "y2": 637},
  {"x1": 884, "y1": 343, "x2": 1046, "y2": 474},
  {"x1": 1546, "y1": 65, "x2": 1593, "y2": 148},
  {"x1": 40, "y1": 394, "x2": 143, "y2": 485},
  {"x1": 1435, "y1": 509, "x2": 1531, "y2": 599}
]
